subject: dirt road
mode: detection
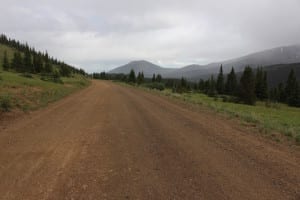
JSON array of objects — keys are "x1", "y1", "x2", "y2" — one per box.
[{"x1": 0, "y1": 81, "x2": 299, "y2": 200}]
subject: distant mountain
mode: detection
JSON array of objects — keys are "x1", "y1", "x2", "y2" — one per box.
[
  {"x1": 164, "y1": 64, "x2": 208, "y2": 80},
  {"x1": 109, "y1": 45, "x2": 300, "y2": 82},
  {"x1": 109, "y1": 60, "x2": 176, "y2": 77},
  {"x1": 165, "y1": 44, "x2": 300, "y2": 80}
]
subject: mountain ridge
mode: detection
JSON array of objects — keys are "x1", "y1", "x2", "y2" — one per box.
[
  {"x1": 109, "y1": 60, "x2": 176, "y2": 77},
  {"x1": 109, "y1": 44, "x2": 300, "y2": 80}
]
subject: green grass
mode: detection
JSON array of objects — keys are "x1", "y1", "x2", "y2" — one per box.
[
  {"x1": 0, "y1": 70, "x2": 90, "y2": 111},
  {"x1": 157, "y1": 89, "x2": 300, "y2": 143}
]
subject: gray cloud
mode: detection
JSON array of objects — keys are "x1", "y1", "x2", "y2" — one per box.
[{"x1": 2, "y1": 0, "x2": 300, "y2": 72}]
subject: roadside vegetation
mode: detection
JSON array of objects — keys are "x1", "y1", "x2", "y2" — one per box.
[
  {"x1": 0, "y1": 71, "x2": 89, "y2": 112},
  {"x1": 93, "y1": 66, "x2": 300, "y2": 144},
  {"x1": 161, "y1": 90, "x2": 300, "y2": 144},
  {"x1": 0, "y1": 34, "x2": 89, "y2": 113}
]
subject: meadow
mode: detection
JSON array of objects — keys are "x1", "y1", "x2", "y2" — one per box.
[{"x1": 154, "y1": 89, "x2": 300, "y2": 144}]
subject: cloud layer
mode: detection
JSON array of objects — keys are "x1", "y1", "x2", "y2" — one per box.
[{"x1": 2, "y1": 0, "x2": 300, "y2": 72}]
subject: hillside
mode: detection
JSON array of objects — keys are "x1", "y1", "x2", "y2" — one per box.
[
  {"x1": 0, "y1": 36, "x2": 89, "y2": 113},
  {"x1": 109, "y1": 60, "x2": 176, "y2": 77},
  {"x1": 262, "y1": 63, "x2": 300, "y2": 88},
  {"x1": 165, "y1": 45, "x2": 300, "y2": 79},
  {"x1": 217, "y1": 63, "x2": 300, "y2": 89}
]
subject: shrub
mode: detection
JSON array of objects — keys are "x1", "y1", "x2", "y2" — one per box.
[
  {"x1": 265, "y1": 101, "x2": 281, "y2": 109},
  {"x1": 40, "y1": 73, "x2": 63, "y2": 84},
  {"x1": 21, "y1": 72, "x2": 34, "y2": 78},
  {"x1": 0, "y1": 95, "x2": 12, "y2": 112},
  {"x1": 143, "y1": 82, "x2": 165, "y2": 91},
  {"x1": 220, "y1": 95, "x2": 230, "y2": 102}
]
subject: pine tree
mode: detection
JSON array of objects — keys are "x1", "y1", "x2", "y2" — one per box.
[
  {"x1": 208, "y1": 75, "x2": 217, "y2": 97},
  {"x1": 175, "y1": 77, "x2": 188, "y2": 93},
  {"x1": 285, "y1": 69, "x2": 296, "y2": 99},
  {"x1": 137, "y1": 72, "x2": 144, "y2": 85},
  {"x1": 204, "y1": 79, "x2": 210, "y2": 94},
  {"x1": 262, "y1": 71, "x2": 268, "y2": 99},
  {"x1": 255, "y1": 67, "x2": 263, "y2": 98},
  {"x1": 33, "y1": 54, "x2": 43, "y2": 73},
  {"x1": 59, "y1": 64, "x2": 72, "y2": 77},
  {"x1": 141, "y1": 72, "x2": 144, "y2": 82},
  {"x1": 255, "y1": 67, "x2": 268, "y2": 100},
  {"x1": 198, "y1": 79, "x2": 205, "y2": 91},
  {"x1": 44, "y1": 61, "x2": 53, "y2": 73},
  {"x1": 137, "y1": 72, "x2": 141, "y2": 84},
  {"x1": 128, "y1": 69, "x2": 136, "y2": 83},
  {"x1": 11, "y1": 52, "x2": 23, "y2": 72},
  {"x1": 193, "y1": 83, "x2": 198, "y2": 91},
  {"x1": 44, "y1": 51, "x2": 49, "y2": 63},
  {"x1": 216, "y1": 65, "x2": 225, "y2": 94},
  {"x1": 290, "y1": 83, "x2": 300, "y2": 107},
  {"x1": 180, "y1": 77, "x2": 187, "y2": 88},
  {"x1": 239, "y1": 66, "x2": 256, "y2": 105},
  {"x1": 152, "y1": 74, "x2": 156, "y2": 82},
  {"x1": 277, "y1": 82, "x2": 286, "y2": 102},
  {"x1": 2, "y1": 51, "x2": 9, "y2": 71},
  {"x1": 225, "y1": 67, "x2": 237, "y2": 95},
  {"x1": 23, "y1": 50, "x2": 32, "y2": 72},
  {"x1": 269, "y1": 87, "x2": 278, "y2": 102},
  {"x1": 156, "y1": 74, "x2": 162, "y2": 83},
  {"x1": 11, "y1": 52, "x2": 17, "y2": 70},
  {"x1": 285, "y1": 69, "x2": 300, "y2": 107}
]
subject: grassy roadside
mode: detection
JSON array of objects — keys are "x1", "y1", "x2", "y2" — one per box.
[
  {"x1": 0, "y1": 71, "x2": 90, "y2": 112},
  {"x1": 115, "y1": 81, "x2": 300, "y2": 144},
  {"x1": 162, "y1": 89, "x2": 300, "y2": 144}
]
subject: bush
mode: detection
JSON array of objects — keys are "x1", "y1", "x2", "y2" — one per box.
[
  {"x1": 0, "y1": 95, "x2": 12, "y2": 112},
  {"x1": 20, "y1": 73, "x2": 33, "y2": 78},
  {"x1": 40, "y1": 73, "x2": 63, "y2": 84},
  {"x1": 220, "y1": 95, "x2": 239, "y2": 103},
  {"x1": 143, "y1": 82, "x2": 165, "y2": 91},
  {"x1": 220, "y1": 95, "x2": 229, "y2": 102},
  {"x1": 265, "y1": 101, "x2": 281, "y2": 109},
  {"x1": 228, "y1": 96, "x2": 240, "y2": 103}
]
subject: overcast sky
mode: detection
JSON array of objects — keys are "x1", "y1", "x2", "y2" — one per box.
[{"x1": 2, "y1": 0, "x2": 300, "y2": 72}]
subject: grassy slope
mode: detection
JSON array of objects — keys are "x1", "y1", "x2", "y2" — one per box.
[
  {"x1": 0, "y1": 71, "x2": 89, "y2": 112},
  {"x1": 147, "y1": 87, "x2": 300, "y2": 143},
  {"x1": 0, "y1": 44, "x2": 65, "y2": 72},
  {"x1": 0, "y1": 44, "x2": 90, "y2": 112}
]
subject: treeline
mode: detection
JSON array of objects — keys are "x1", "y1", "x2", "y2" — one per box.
[
  {"x1": 93, "y1": 70, "x2": 165, "y2": 90},
  {"x1": 197, "y1": 65, "x2": 300, "y2": 107},
  {"x1": 94, "y1": 65, "x2": 300, "y2": 107},
  {"x1": 0, "y1": 34, "x2": 85, "y2": 77}
]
